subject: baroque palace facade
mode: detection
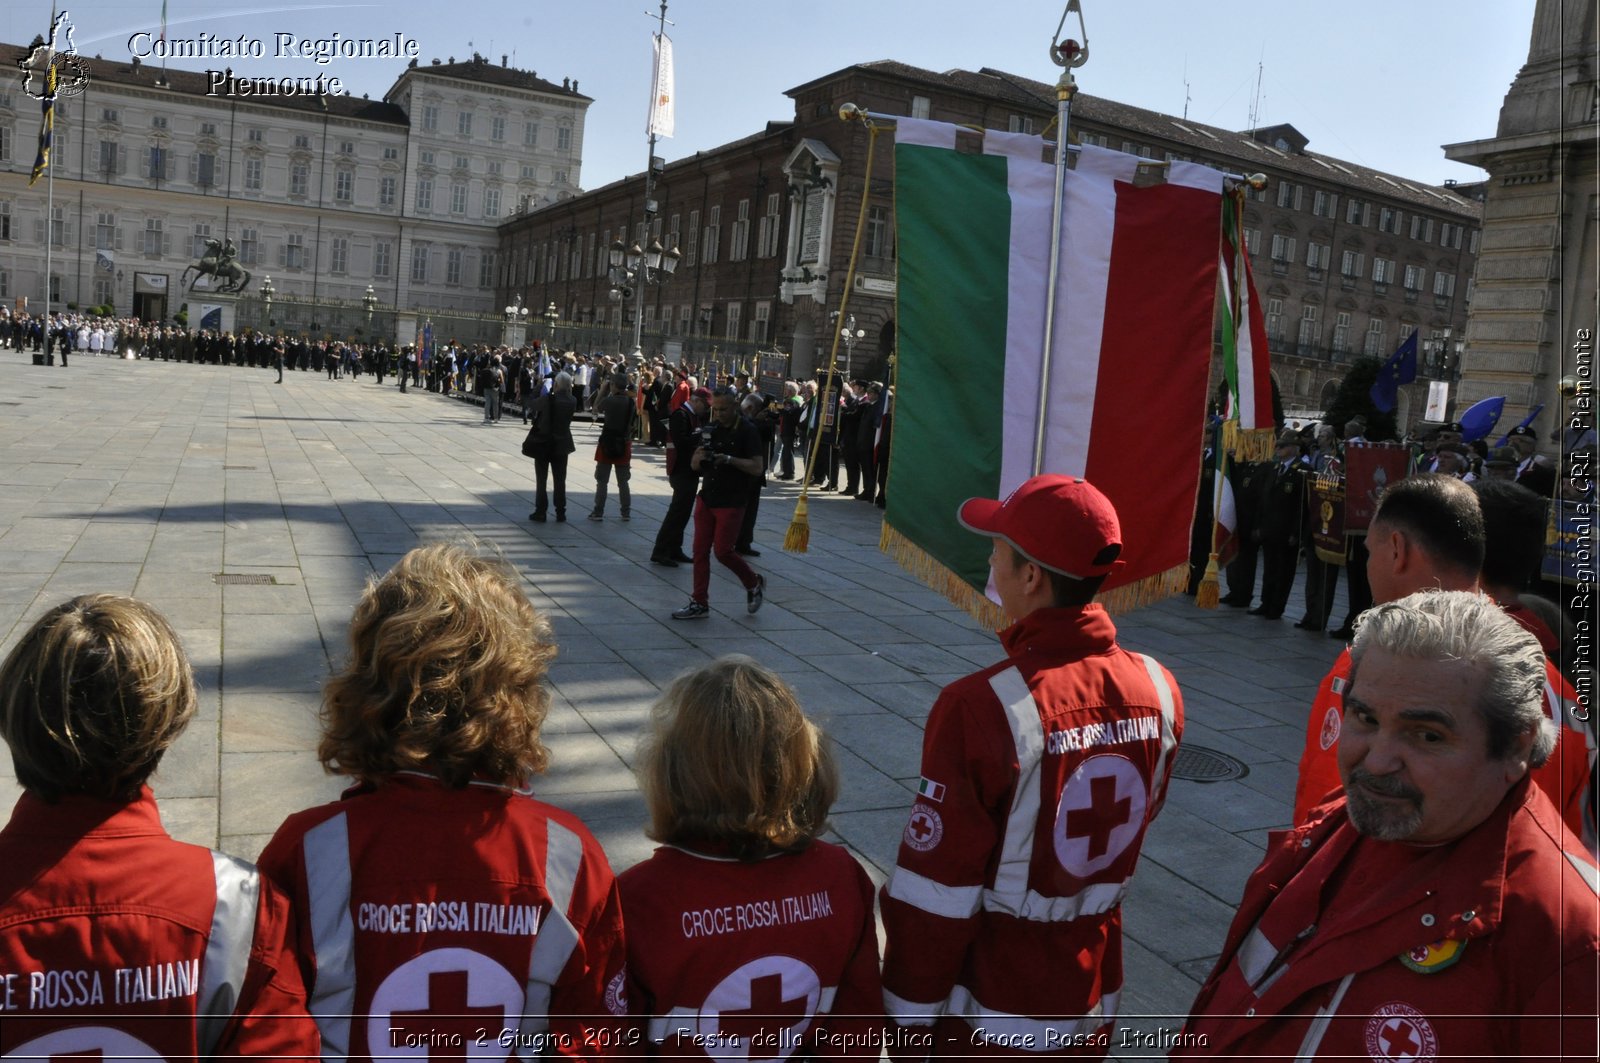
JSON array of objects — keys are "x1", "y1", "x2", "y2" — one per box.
[
  {"x1": 499, "y1": 61, "x2": 1485, "y2": 426},
  {"x1": 0, "y1": 43, "x2": 589, "y2": 327}
]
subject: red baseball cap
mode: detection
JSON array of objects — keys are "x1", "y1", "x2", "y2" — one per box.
[{"x1": 958, "y1": 475, "x2": 1123, "y2": 579}]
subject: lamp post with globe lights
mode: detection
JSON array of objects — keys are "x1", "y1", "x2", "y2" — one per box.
[
  {"x1": 542, "y1": 301, "x2": 560, "y2": 352},
  {"x1": 260, "y1": 275, "x2": 275, "y2": 329},
  {"x1": 608, "y1": 238, "x2": 679, "y2": 361},
  {"x1": 503, "y1": 293, "x2": 531, "y2": 348},
  {"x1": 832, "y1": 311, "x2": 865, "y2": 380}
]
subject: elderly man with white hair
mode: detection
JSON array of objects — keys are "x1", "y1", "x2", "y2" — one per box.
[{"x1": 1178, "y1": 589, "x2": 1598, "y2": 1062}]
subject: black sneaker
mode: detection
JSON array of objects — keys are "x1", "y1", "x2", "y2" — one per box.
[
  {"x1": 735, "y1": 546, "x2": 761, "y2": 557},
  {"x1": 747, "y1": 575, "x2": 766, "y2": 615},
  {"x1": 672, "y1": 601, "x2": 709, "y2": 620},
  {"x1": 651, "y1": 554, "x2": 679, "y2": 567}
]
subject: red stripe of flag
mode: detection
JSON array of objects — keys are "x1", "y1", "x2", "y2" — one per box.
[{"x1": 1083, "y1": 180, "x2": 1222, "y2": 588}]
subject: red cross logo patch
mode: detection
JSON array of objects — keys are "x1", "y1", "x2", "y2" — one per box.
[
  {"x1": 6, "y1": 1027, "x2": 160, "y2": 1062},
  {"x1": 699, "y1": 955, "x2": 821, "y2": 1062},
  {"x1": 903, "y1": 806, "x2": 944, "y2": 852},
  {"x1": 1363, "y1": 1001, "x2": 1438, "y2": 1062},
  {"x1": 1319, "y1": 705, "x2": 1342, "y2": 750},
  {"x1": 367, "y1": 947, "x2": 524, "y2": 1059},
  {"x1": 1052, "y1": 754, "x2": 1147, "y2": 878}
]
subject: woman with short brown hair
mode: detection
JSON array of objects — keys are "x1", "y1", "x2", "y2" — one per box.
[{"x1": 0, "y1": 595, "x2": 317, "y2": 1059}]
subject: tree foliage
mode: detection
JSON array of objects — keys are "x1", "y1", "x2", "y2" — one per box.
[{"x1": 1323, "y1": 357, "x2": 1399, "y2": 441}]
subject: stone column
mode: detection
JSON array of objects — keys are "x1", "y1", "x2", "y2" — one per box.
[{"x1": 1443, "y1": 0, "x2": 1597, "y2": 454}]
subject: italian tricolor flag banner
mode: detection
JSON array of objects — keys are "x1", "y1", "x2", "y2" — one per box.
[{"x1": 885, "y1": 117, "x2": 1271, "y2": 622}]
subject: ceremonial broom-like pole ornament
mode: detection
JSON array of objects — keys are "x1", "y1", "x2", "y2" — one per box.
[{"x1": 1034, "y1": 0, "x2": 1090, "y2": 475}]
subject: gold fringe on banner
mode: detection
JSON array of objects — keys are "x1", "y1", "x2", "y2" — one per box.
[
  {"x1": 1222, "y1": 419, "x2": 1276, "y2": 463},
  {"x1": 880, "y1": 523, "x2": 1189, "y2": 629},
  {"x1": 880, "y1": 522, "x2": 1007, "y2": 631},
  {"x1": 1314, "y1": 546, "x2": 1347, "y2": 565},
  {"x1": 1096, "y1": 562, "x2": 1191, "y2": 617}
]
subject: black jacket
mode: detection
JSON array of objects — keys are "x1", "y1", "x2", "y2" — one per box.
[{"x1": 530, "y1": 391, "x2": 578, "y2": 455}]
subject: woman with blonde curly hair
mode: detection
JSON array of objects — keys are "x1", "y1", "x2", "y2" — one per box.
[
  {"x1": 258, "y1": 543, "x2": 634, "y2": 1061},
  {"x1": 619, "y1": 656, "x2": 884, "y2": 1060}
]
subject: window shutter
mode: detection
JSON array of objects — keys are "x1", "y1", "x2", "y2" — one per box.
[{"x1": 33, "y1": 218, "x2": 44, "y2": 243}]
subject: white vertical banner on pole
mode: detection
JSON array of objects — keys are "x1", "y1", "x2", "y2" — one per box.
[
  {"x1": 1424, "y1": 380, "x2": 1450, "y2": 422},
  {"x1": 647, "y1": 33, "x2": 675, "y2": 138}
]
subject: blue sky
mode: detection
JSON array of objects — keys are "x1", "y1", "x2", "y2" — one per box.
[{"x1": 7, "y1": 0, "x2": 1538, "y2": 190}]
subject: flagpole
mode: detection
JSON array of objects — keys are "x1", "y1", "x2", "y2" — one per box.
[
  {"x1": 635, "y1": 0, "x2": 672, "y2": 361},
  {"x1": 1034, "y1": 1, "x2": 1090, "y2": 475},
  {"x1": 42, "y1": 2, "x2": 59, "y2": 327}
]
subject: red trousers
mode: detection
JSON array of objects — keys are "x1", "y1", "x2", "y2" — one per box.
[{"x1": 692, "y1": 497, "x2": 756, "y2": 604}]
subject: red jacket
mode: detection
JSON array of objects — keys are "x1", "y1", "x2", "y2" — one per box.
[
  {"x1": 1293, "y1": 649, "x2": 1597, "y2": 853},
  {"x1": 1176, "y1": 780, "x2": 1599, "y2": 1061},
  {"x1": 258, "y1": 772, "x2": 632, "y2": 1061},
  {"x1": 618, "y1": 841, "x2": 884, "y2": 1059},
  {"x1": 0, "y1": 788, "x2": 318, "y2": 1060},
  {"x1": 879, "y1": 606, "x2": 1183, "y2": 1059}
]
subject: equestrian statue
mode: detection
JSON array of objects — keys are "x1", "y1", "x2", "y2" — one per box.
[{"x1": 181, "y1": 238, "x2": 251, "y2": 293}]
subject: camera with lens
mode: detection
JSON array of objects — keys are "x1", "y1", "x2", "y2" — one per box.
[{"x1": 696, "y1": 425, "x2": 732, "y2": 467}]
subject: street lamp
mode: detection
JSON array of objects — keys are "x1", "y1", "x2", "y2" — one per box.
[
  {"x1": 1424, "y1": 328, "x2": 1465, "y2": 420},
  {"x1": 608, "y1": 237, "x2": 680, "y2": 356},
  {"x1": 543, "y1": 301, "x2": 559, "y2": 347},
  {"x1": 833, "y1": 311, "x2": 866, "y2": 380},
  {"x1": 260, "y1": 275, "x2": 275, "y2": 327},
  {"x1": 500, "y1": 293, "x2": 531, "y2": 349},
  {"x1": 362, "y1": 284, "x2": 377, "y2": 337}
]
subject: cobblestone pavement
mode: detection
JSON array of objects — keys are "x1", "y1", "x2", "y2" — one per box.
[{"x1": 0, "y1": 351, "x2": 1348, "y2": 1053}]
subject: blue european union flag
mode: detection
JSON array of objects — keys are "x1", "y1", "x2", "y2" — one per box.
[{"x1": 1369, "y1": 330, "x2": 1418, "y2": 413}]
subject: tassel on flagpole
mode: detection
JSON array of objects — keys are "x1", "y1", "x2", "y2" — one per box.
[
  {"x1": 1195, "y1": 553, "x2": 1221, "y2": 609},
  {"x1": 784, "y1": 495, "x2": 810, "y2": 552}
]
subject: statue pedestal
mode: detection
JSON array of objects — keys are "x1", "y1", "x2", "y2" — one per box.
[
  {"x1": 191, "y1": 292, "x2": 240, "y2": 334},
  {"x1": 395, "y1": 313, "x2": 418, "y2": 349}
]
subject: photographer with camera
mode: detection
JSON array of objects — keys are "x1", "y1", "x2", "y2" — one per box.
[
  {"x1": 671, "y1": 390, "x2": 768, "y2": 620},
  {"x1": 651, "y1": 386, "x2": 712, "y2": 566}
]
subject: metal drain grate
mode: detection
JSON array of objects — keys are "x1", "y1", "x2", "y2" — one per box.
[
  {"x1": 1170, "y1": 745, "x2": 1249, "y2": 783},
  {"x1": 212, "y1": 573, "x2": 276, "y2": 586}
]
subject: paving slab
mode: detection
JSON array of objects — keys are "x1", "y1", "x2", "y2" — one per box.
[{"x1": 0, "y1": 353, "x2": 1352, "y2": 1038}]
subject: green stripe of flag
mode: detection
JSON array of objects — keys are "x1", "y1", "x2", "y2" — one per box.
[{"x1": 891, "y1": 143, "x2": 1012, "y2": 592}]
